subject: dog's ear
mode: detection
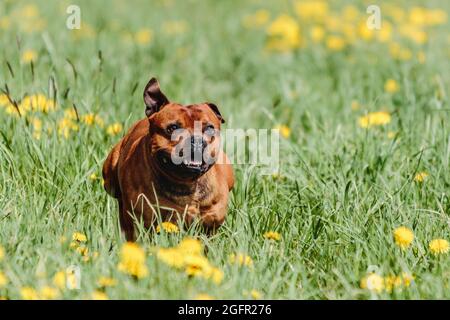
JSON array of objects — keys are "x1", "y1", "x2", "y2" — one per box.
[
  {"x1": 205, "y1": 102, "x2": 225, "y2": 124},
  {"x1": 144, "y1": 78, "x2": 169, "y2": 117}
]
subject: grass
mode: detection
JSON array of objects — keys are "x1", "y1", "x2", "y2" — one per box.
[{"x1": 0, "y1": 0, "x2": 450, "y2": 299}]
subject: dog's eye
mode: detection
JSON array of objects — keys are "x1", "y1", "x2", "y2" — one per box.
[
  {"x1": 166, "y1": 123, "x2": 180, "y2": 135},
  {"x1": 204, "y1": 124, "x2": 215, "y2": 135}
]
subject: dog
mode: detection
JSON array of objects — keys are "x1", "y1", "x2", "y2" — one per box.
[{"x1": 102, "y1": 77, "x2": 234, "y2": 241}]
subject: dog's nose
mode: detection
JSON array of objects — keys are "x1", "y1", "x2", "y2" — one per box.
[{"x1": 190, "y1": 135, "x2": 207, "y2": 151}]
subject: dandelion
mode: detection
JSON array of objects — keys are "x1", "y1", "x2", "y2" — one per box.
[
  {"x1": 21, "y1": 50, "x2": 37, "y2": 63},
  {"x1": 294, "y1": 1, "x2": 329, "y2": 21},
  {"x1": 310, "y1": 25, "x2": 325, "y2": 43},
  {"x1": 244, "y1": 289, "x2": 262, "y2": 299},
  {"x1": 82, "y1": 113, "x2": 104, "y2": 127},
  {"x1": 401, "y1": 273, "x2": 414, "y2": 287},
  {"x1": 274, "y1": 125, "x2": 291, "y2": 138},
  {"x1": 157, "y1": 247, "x2": 185, "y2": 268},
  {"x1": 429, "y1": 239, "x2": 449, "y2": 255},
  {"x1": 266, "y1": 15, "x2": 301, "y2": 52},
  {"x1": 89, "y1": 173, "x2": 98, "y2": 181},
  {"x1": 156, "y1": 222, "x2": 179, "y2": 234},
  {"x1": 53, "y1": 271, "x2": 66, "y2": 289},
  {"x1": 97, "y1": 277, "x2": 117, "y2": 288},
  {"x1": 39, "y1": 286, "x2": 59, "y2": 300},
  {"x1": 384, "y1": 275, "x2": 403, "y2": 293},
  {"x1": 0, "y1": 271, "x2": 7, "y2": 287},
  {"x1": 360, "y1": 273, "x2": 384, "y2": 293},
  {"x1": 184, "y1": 255, "x2": 212, "y2": 277},
  {"x1": 194, "y1": 294, "x2": 214, "y2": 300},
  {"x1": 384, "y1": 79, "x2": 399, "y2": 93},
  {"x1": 326, "y1": 35, "x2": 345, "y2": 51},
  {"x1": 177, "y1": 237, "x2": 203, "y2": 255},
  {"x1": 106, "y1": 123, "x2": 123, "y2": 136},
  {"x1": 229, "y1": 253, "x2": 253, "y2": 267},
  {"x1": 72, "y1": 232, "x2": 87, "y2": 243},
  {"x1": 91, "y1": 291, "x2": 108, "y2": 300},
  {"x1": 20, "y1": 287, "x2": 39, "y2": 300},
  {"x1": 393, "y1": 226, "x2": 414, "y2": 249},
  {"x1": 358, "y1": 111, "x2": 391, "y2": 128},
  {"x1": 264, "y1": 231, "x2": 281, "y2": 241},
  {"x1": 135, "y1": 29, "x2": 153, "y2": 45},
  {"x1": 414, "y1": 172, "x2": 428, "y2": 183},
  {"x1": 117, "y1": 242, "x2": 148, "y2": 279}
]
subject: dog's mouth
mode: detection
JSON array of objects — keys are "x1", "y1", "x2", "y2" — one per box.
[{"x1": 156, "y1": 151, "x2": 212, "y2": 179}]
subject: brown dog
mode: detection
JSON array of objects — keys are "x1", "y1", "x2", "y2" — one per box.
[{"x1": 102, "y1": 78, "x2": 234, "y2": 241}]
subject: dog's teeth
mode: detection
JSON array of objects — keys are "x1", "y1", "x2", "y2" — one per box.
[{"x1": 183, "y1": 159, "x2": 188, "y2": 165}]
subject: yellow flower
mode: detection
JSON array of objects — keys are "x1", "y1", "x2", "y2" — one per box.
[
  {"x1": 384, "y1": 79, "x2": 400, "y2": 93},
  {"x1": 92, "y1": 291, "x2": 109, "y2": 300},
  {"x1": 58, "y1": 118, "x2": 79, "y2": 138},
  {"x1": 106, "y1": 123, "x2": 123, "y2": 136},
  {"x1": 358, "y1": 111, "x2": 391, "y2": 128},
  {"x1": 194, "y1": 294, "x2": 214, "y2": 300},
  {"x1": 387, "y1": 131, "x2": 396, "y2": 139},
  {"x1": 209, "y1": 267, "x2": 224, "y2": 285},
  {"x1": 53, "y1": 271, "x2": 66, "y2": 289},
  {"x1": 310, "y1": 25, "x2": 325, "y2": 43},
  {"x1": 157, "y1": 247, "x2": 185, "y2": 268},
  {"x1": 360, "y1": 273, "x2": 384, "y2": 293},
  {"x1": 177, "y1": 237, "x2": 203, "y2": 256},
  {"x1": 117, "y1": 242, "x2": 148, "y2": 278},
  {"x1": 156, "y1": 222, "x2": 179, "y2": 234},
  {"x1": 39, "y1": 286, "x2": 59, "y2": 300},
  {"x1": 401, "y1": 273, "x2": 414, "y2": 287},
  {"x1": 21, "y1": 50, "x2": 37, "y2": 63},
  {"x1": 229, "y1": 253, "x2": 253, "y2": 267},
  {"x1": 429, "y1": 239, "x2": 449, "y2": 255},
  {"x1": 135, "y1": 29, "x2": 153, "y2": 45},
  {"x1": 244, "y1": 289, "x2": 262, "y2": 299},
  {"x1": 326, "y1": 36, "x2": 345, "y2": 51},
  {"x1": 264, "y1": 231, "x2": 281, "y2": 241},
  {"x1": 414, "y1": 172, "x2": 428, "y2": 183},
  {"x1": 53, "y1": 269, "x2": 79, "y2": 290},
  {"x1": 82, "y1": 113, "x2": 104, "y2": 127},
  {"x1": 72, "y1": 232, "x2": 87, "y2": 243},
  {"x1": 0, "y1": 271, "x2": 7, "y2": 287},
  {"x1": 97, "y1": 277, "x2": 117, "y2": 288},
  {"x1": 274, "y1": 125, "x2": 291, "y2": 138},
  {"x1": 266, "y1": 15, "x2": 301, "y2": 52},
  {"x1": 184, "y1": 255, "x2": 212, "y2": 277},
  {"x1": 294, "y1": 1, "x2": 329, "y2": 21},
  {"x1": 243, "y1": 9, "x2": 270, "y2": 28},
  {"x1": 76, "y1": 246, "x2": 89, "y2": 256},
  {"x1": 393, "y1": 226, "x2": 414, "y2": 249},
  {"x1": 384, "y1": 275, "x2": 402, "y2": 293},
  {"x1": 89, "y1": 173, "x2": 98, "y2": 181},
  {"x1": 20, "y1": 287, "x2": 39, "y2": 300}
]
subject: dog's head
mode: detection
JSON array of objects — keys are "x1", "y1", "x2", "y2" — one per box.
[{"x1": 143, "y1": 77, "x2": 224, "y2": 181}]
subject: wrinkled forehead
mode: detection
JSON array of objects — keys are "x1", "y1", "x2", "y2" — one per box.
[{"x1": 156, "y1": 103, "x2": 219, "y2": 125}]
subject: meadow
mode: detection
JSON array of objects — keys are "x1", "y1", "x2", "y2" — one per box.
[{"x1": 0, "y1": 0, "x2": 449, "y2": 300}]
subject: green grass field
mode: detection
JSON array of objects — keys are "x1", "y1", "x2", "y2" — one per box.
[{"x1": 0, "y1": 0, "x2": 449, "y2": 300}]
